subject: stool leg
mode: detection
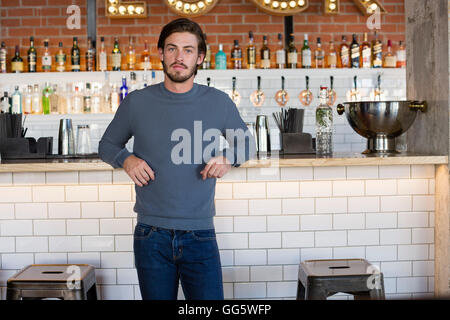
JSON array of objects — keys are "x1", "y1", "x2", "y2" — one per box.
[
  {"x1": 369, "y1": 274, "x2": 385, "y2": 300},
  {"x1": 87, "y1": 284, "x2": 98, "y2": 300},
  {"x1": 353, "y1": 292, "x2": 371, "y2": 300},
  {"x1": 306, "y1": 283, "x2": 328, "y2": 300},
  {"x1": 6, "y1": 288, "x2": 21, "y2": 300},
  {"x1": 63, "y1": 290, "x2": 85, "y2": 300},
  {"x1": 296, "y1": 281, "x2": 306, "y2": 300}
]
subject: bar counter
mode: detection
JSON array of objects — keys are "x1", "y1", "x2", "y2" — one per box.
[
  {"x1": 0, "y1": 152, "x2": 447, "y2": 172},
  {"x1": 0, "y1": 153, "x2": 448, "y2": 299}
]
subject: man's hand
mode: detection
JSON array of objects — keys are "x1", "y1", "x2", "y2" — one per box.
[
  {"x1": 123, "y1": 155, "x2": 155, "y2": 187},
  {"x1": 200, "y1": 156, "x2": 232, "y2": 180}
]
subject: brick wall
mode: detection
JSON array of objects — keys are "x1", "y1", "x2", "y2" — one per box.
[{"x1": 0, "y1": 0, "x2": 405, "y2": 71}]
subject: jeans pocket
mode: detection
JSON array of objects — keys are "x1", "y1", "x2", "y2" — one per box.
[
  {"x1": 191, "y1": 229, "x2": 216, "y2": 241},
  {"x1": 134, "y1": 223, "x2": 155, "y2": 240}
]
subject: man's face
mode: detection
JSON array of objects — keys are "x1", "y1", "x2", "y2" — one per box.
[{"x1": 159, "y1": 32, "x2": 205, "y2": 83}]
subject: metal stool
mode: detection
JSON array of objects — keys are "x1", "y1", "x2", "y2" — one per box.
[
  {"x1": 6, "y1": 264, "x2": 97, "y2": 300},
  {"x1": 296, "y1": 259, "x2": 385, "y2": 300}
]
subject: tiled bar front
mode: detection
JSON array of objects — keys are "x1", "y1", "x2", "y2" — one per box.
[{"x1": 0, "y1": 163, "x2": 442, "y2": 300}]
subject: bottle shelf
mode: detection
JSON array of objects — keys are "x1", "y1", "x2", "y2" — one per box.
[{"x1": 0, "y1": 68, "x2": 405, "y2": 87}]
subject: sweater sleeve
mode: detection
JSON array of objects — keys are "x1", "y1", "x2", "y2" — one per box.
[
  {"x1": 219, "y1": 96, "x2": 257, "y2": 168},
  {"x1": 98, "y1": 92, "x2": 134, "y2": 169}
]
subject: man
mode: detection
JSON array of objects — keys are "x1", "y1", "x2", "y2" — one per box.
[{"x1": 98, "y1": 18, "x2": 256, "y2": 300}]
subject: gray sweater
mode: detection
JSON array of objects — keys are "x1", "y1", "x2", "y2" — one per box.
[{"x1": 98, "y1": 82, "x2": 256, "y2": 230}]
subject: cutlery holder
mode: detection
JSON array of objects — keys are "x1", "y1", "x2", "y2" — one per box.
[
  {"x1": 282, "y1": 133, "x2": 315, "y2": 154},
  {"x1": 0, "y1": 137, "x2": 53, "y2": 159}
]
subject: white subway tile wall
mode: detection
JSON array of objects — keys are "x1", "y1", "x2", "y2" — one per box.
[
  {"x1": 4, "y1": 69, "x2": 407, "y2": 155},
  {"x1": 0, "y1": 164, "x2": 436, "y2": 300}
]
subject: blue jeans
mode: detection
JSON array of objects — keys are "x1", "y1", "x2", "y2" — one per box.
[{"x1": 133, "y1": 223, "x2": 224, "y2": 300}]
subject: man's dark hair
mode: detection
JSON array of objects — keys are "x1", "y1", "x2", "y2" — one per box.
[{"x1": 158, "y1": 18, "x2": 207, "y2": 58}]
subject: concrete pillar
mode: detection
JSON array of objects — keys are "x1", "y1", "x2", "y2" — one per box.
[{"x1": 405, "y1": 0, "x2": 449, "y2": 156}]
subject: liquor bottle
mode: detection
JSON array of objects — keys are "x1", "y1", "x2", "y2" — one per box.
[
  {"x1": 202, "y1": 34, "x2": 211, "y2": 69},
  {"x1": 215, "y1": 44, "x2": 227, "y2": 70},
  {"x1": 23, "y1": 85, "x2": 33, "y2": 114},
  {"x1": 42, "y1": 40, "x2": 52, "y2": 72},
  {"x1": 92, "y1": 84, "x2": 102, "y2": 114},
  {"x1": 11, "y1": 46, "x2": 24, "y2": 73},
  {"x1": 360, "y1": 32, "x2": 371, "y2": 68},
  {"x1": 50, "y1": 84, "x2": 59, "y2": 114},
  {"x1": 56, "y1": 85, "x2": 67, "y2": 114},
  {"x1": 111, "y1": 38, "x2": 122, "y2": 71},
  {"x1": 246, "y1": 31, "x2": 256, "y2": 69},
  {"x1": 301, "y1": 34, "x2": 312, "y2": 69},
  {"x1": 72, "y1": 86, "x2": 83, "y2": 114},
  {"x1": 126, "y1": 36, "x2": 136, "y2": 70},
  {"x1": 339, "y1": 36, "x2": 350, "y2": 68},
  {"x1": 120, "y1": 76, "x2": 128, "y2": 102},
  {"x1": 42, "y1": 82, "x2": 53, "y2": 115},
  {"x1": 151, "y1": 70, "x2": 156, "y2": 85},
  {"x1": 99, "y1": 37, "x2": 108, "y2": 71},
  {"x1": 31, "y1": 84, "x2": 42, "y2": 114},
  {"x1": 141, "y1": 73, "x2": 149, "y2": 89},
  {"x1": 55, "y1": 42, "x2": 66, "y2": 72},
  {"x1": 130, "y1": 72, "x2": 138, "y2": 92},
  {"x1": 371, "y1": 32, "x2": 383, "y2": 68},
  {"x1": 140, "y1": 40, "x2": 151, "y2": 71},
  {"x1": 287, "y1": 34, "x2": 298, "y2": 69},
  {"x1": 110, "y1": 84, "x2": 120, "y2": 113},
  {"x1": 314, "y1": 37, "x2": 325, "y2": 68},
  {"x1": 350, "y1": 34, "x2": 360, "y2": 68},
  {"x1": 11, "y1": 86, "x2": 22, "y2": 114},
  {"x1": 231, "y1": 40, "x2": 242, "y2": 69},
  {"x1": 86, "y1": 37, "x2": 96, "y2": 72},
  {"x1": 84, "y1": 83, "x2": 92, "y2": 113},
  {"x1": 326, "y1": 41, "x2": 337, "y2": 68},
  {"x1": 0, "y1": 42, "x2": 7, "y2": 73},
  {"x1": 275, "y1": 33, "x2": 286, "y2": 69},
  {"x1": 71, "y1": 37, "x2": 81, "y2": 72},
  {"x1": 102, "y1": 82, "x2": 111, "y2": 113},
  {"x1": 1, "y1": 92, "x2": 10, "y2": 113},
  {"x1": 64, "y1": 83, "x2": 73, "y2": 114},
  {"x1": 260, "y1": 35, "x2": 270, "y2": 69},
  {"x1": 316, "y1": 86, "x2": 333, "y2": 156},
  {"x1": 27, "y1": 37, "x2": 37, "y2": 73},
  {"x1": 396, "y1": 41, "x2": 406, "y2": 68},
  {"x1": 383, "y1": 40, "x2": 397, "y2": 68}
]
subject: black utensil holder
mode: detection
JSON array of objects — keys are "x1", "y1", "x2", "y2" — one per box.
[
  {"x1": 0, "y1": 137, "x2": 53, "y2": 159},
  {"x1": 282, "y1": 133, "x2": 315, "y2": 154}
]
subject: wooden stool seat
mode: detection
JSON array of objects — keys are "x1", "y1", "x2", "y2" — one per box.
[
  {"x1": 297, "y1": 259, "x2": 385, "y2": 300},
  {"x1": 6, "y1": 264, "x2": 97, "y2": 300}
]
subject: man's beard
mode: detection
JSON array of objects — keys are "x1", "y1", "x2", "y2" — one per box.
[{"x1": 162, "y1": 61, "x2": 197, "y2": 83}]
